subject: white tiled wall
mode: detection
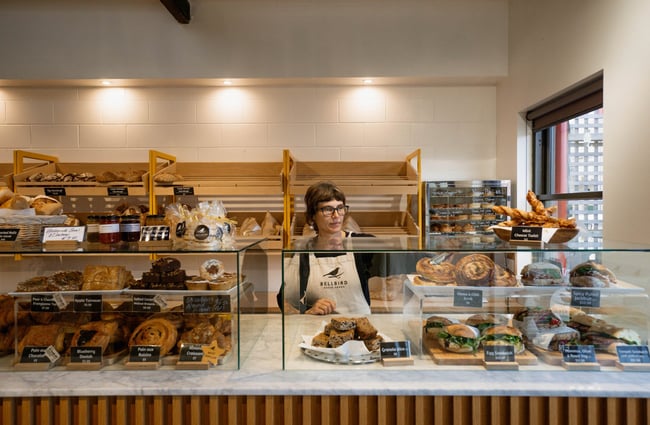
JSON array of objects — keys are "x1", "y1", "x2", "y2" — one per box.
[{"x1": 0, "y1": 85, "x2": 497, "y2": 180}]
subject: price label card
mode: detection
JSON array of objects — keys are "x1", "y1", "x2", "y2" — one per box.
[
  {"x1": 73, "y1": 294, "x2": 103, "y2": 313},
  {"x1": 129, "y1": 346, "x2": 161, "y2": 363},
  {"x1": 510, "y1": 226, "x2": 543, "y2": 242},
  {"x1": 184, "y1": 295, "x2": 230, "y2": 313},
  {"x1": 380, "y1": 341, "x2": 411, "y2": 359},
  {"x1": 617, "y1": 345, "x2": 650, "y2": 364},
  {"x1": 44, "y1": 187, "x2": 66, "y2": 197},
  {"x1": 453, "y1": 289, "x2": 483, "y2": 308},
  {"x1": 132, "y1": 294, "x2": 162, "y2": 313},
  {"x1": 571, "y1": 288, "x2": 601, "y2": 308},
  {"x1": 562, "y1": 345, "x2": 597, "y2": 363},
  {"x1": 174, "y1": 186, "x2": 194, "y2": 196},
  {"x1": 20, "y1": 346, "x2": 59, "y2": 364},
  {"x1": 140, "y1": 226, "x2": 170, "y2": 241},
  {"x1": 107, "y1": 187, "x2": 129, "y2": 197},
  {"x1": 179, "y1": 344, "x2": 206, "y2": 363},
  {"x1": 42, "y1": 226, "x2": 86, "y2": 243},
  {"x1": 31, "y1": 294, "x2": 63, "y2": 312},
  {"x1": 484, "y1": 345, "x2": 515, "y2": 362},
  {"x1": 70, "y1": 347, "x2": 102, "y2": 364},
  {"x1": 0, "y1": 228, "x2": 19, "y2": 242}
]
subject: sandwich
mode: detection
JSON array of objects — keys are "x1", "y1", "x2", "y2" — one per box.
[
  {"x1": 520, "y1": 262, "x2": 565, "y2": 286},
  {"x1": 481, "y1": 325, "x2": 525, "y2": 354},
  {"x1": 569, "y1": 261, "x2": 616, "y2": 288},
  {"x1": 465, "y1": 313, "x2": 509, "y2": 333},
  {"x1": 530, "y1": 327, "x2": 580, "y2": 352},
  {"x1": 424, "y1": 315, "x2": 457, "y2": 338},
  {"x1": 437, "y1": 324, "x2": 480, "y2": 353},
  {"x1": 568, "y1": 313, "x2": 641, "y2": 354}
]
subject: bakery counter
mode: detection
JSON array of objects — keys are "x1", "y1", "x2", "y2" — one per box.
[{"x1": 2, "y1": 314, "x2": 650, "y2": 398}]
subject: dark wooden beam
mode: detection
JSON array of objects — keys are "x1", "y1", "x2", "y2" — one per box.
[{"x1": 160, "y1": 0, "x2": 191, "y2": 24}]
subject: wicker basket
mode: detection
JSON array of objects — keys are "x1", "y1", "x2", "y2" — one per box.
[{"x1": 0, "y1": 215, "x2": 68, "y2": 244}]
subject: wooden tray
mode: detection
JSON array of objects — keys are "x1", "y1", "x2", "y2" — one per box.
[
  {"x1": 527, "y1": 345, "x2": 617, "y2": 367},
  {"x1": 425, "y1": 337, "x2": 538, "y2": 366}
]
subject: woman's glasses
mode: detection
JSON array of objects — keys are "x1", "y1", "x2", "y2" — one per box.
[{"x1": 319, "y1": 205, "x2": 349, "y2": 217}]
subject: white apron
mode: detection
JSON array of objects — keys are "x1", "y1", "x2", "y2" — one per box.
[{"x1": 303, "y1": 252, "x2": 371, "y2": 315}]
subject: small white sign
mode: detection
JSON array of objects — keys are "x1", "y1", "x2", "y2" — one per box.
[{"x1": 42, "y1": 226, "x2": 86, "y2": 243}]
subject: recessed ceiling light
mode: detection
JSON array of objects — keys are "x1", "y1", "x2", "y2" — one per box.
[
  {"x1": 362, "y1": 79, "x2": 373, "y2": 85},
  {"x1": 101, "y1": 80, "x2": 112, "y2": 86},
  {"x1": 223, "y1": 80, "x2": 233, "y2": 86}
]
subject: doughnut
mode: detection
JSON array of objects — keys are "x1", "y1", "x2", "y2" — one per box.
[
  {"x1": 415, "y1": 257, "x2": 456, "y2": 285},
  {"x1": 199, "y1": 259, "x2": 225, "y2": 281}
]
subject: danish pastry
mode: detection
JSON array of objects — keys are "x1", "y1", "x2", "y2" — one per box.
[
  {"x1": 128, "y1": 318, "x2": 178, "y2": 356},
  {"x1": 454, "y1": 254, "x2": 495, "y2": 286},
  {"x1": 70, "y1": 320, "x2": 120, "y2": 353},
  {"x1": 416, "y1": 257, "x2": 456, "y2": 285}
]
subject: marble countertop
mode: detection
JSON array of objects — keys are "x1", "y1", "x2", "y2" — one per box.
[{"x1": 2, "y1": 314, "x2": 650, "y2": 398}]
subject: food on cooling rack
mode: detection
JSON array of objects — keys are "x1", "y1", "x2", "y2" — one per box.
[
  {"x1": 415, "y1": 256, "x2": 456, "y2": 285},
  {"x1": 567, "y1": 313, "x2": 641, "y2": 354},
  {"x1": 437, "y1": 324, "x2": 480, "y2": 353},
  {"x1": 17, "y1": 324, "x2": 67, "y2": 355},
  {"x1": 129, "y1": 318, "x2": 178, "y2": 356},
  {"x1": 454, "y1": 254, "x2": 494, "y2": 286},
  {"x1": 424, "y1": 315, "x2": 457, "y2": 338},
  {"x1": 491, "y1": 190, "x2": 576, "y2": 229},
  {"x1": 569, "y1": 261, "x2": 616, "y2": 288},
  {"x1": 465, "y1": 313, "x2": 509, "y2": 333},
  {"x1": 520, "y1": 262, "x2": 565, "y2": 286},
  {"x1": 310, "y1": 317, "x2": 382, "y2": 350},
  {"x1": 481, "y1": 325, "x2": 525, "y2": 354}
]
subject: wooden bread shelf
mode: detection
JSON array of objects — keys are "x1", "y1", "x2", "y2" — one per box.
[
  {"x1": 283, "y1": 149, "x2": 422, "y2": 243},
  {"x1": 13, "y1": 151, "x2": 149, "y2": 197},
  {"x1": 0, "y1": 163, "x2": 11, "y2": 188}
]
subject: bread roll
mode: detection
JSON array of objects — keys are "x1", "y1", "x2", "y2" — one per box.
[{"x1": 0, "y1": 187, "x2": 14, "y2": 205}]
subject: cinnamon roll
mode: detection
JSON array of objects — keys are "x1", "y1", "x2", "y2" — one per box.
[
  {"x1": 128, "y1": 318, "x2": 178, "y2": 356},
  {"x1": 416, "y1": 257, "x2": 456, "y2": 285},
  {"x1": 493, "y1": 264, "x2": 518, "y2": 287}
]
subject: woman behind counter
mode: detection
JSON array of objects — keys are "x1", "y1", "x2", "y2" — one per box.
[{"x1": 279, "y1": 181, "x2": 378, "y2": 315}]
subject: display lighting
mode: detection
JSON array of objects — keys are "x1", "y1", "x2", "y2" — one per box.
[
  {"x1": 362, "y1": 79, "x2": 373, "y2": 85},
  {"x1": 101, "y1": 80, "x2": 112, "y2": 86},
  {"x1": 223, "y1": 80, "x2": 233, "y2": 86}
]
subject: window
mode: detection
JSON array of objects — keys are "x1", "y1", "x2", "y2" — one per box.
[{"x1": 527, "y1": 73, "x2": 604, "y2": 248}]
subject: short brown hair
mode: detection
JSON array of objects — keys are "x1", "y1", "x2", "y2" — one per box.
[{"x1": 304, "y1": 181, "x2": 346, "y2": 231}]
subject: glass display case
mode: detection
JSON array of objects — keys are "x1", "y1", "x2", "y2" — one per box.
[
  {"x1": 0, "y1": 239, "x2": 268, "y2": 371},
  {"x1": 424, "y1": 180, "x2": 510, "y2": 236},
  {"x1": 282, "y1": 235, "x2": 650, "y2": 372}
]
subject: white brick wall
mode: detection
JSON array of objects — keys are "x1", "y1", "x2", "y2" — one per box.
[{"x1": 0, "y1": 84, "x2": 497, "y2": 180}]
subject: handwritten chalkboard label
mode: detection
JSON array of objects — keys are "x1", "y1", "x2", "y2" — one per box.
[
  {"x1": 380, "y1": 341, "x2": 411, "y2": 359},
  {"x1": 70, "y1": 346, "x2": 102, "y2": 364},
  {"x1": 183, "y1": 295, "x2": 230, "y2": 313},
  {"x1": 73, "y1": 294, "x2": 103, "y2": 313},
  {"x1": 617, "y1": 345, "x2": 650, "y2": 364},
  {"x1": 107, "y1": 187, "x2": 129, "y2": 197},
  {"x1": 510, "y1": 226, "x2": 543, "y2": 242},
  {"x1": 484, "y1": 345, "x2": 515, "y2": 362},
  {"x1": 20, "y1": 345, "x2": 60, "y2": 364},
  {"x1": 571, "y1": 288, "x2": 601, "y2": 308},
  {"x1": 0, "y1": 228, "x2": 19, "y2": 242},
  {"x1": 562, "y1": 345, "x2": 596, "y2": 363},
  {"x1": 129, "y1": 346, "x2": 161, "y2": 363},
  {"x1": 179, "y1": 344, "x2": 206, "y2": 362},
  {"x1": 42, "y1": 226, "x2": 86, "y2": 243},
  {"x1": 174, "y1": 186, "x2": 194, "y2": 196},
  {"x1": 44, "y1": 187, "x2": 66, "y2": 197},
  {"x1": 31, "y1": 294, "x2": 61, "y2": 312},
  {"x1": 132, "y1": 294, "x2": 162, "y2": 313},
  {"x1": 453, "y1": 289, "x2": 483, "y2": 308}
]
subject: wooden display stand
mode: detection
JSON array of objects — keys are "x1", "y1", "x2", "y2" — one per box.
[
  {"x1": 149, "y1": 150, "x2": 285, "y2": 249},
  {"x1": 13, "y1": 150, "x2": 150, "y2": 197},
  {"x1": 283, "y1": 149, "x2": 422, "y2": 244}
]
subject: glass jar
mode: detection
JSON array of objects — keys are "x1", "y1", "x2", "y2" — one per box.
[
  {"x1": 86, "y1": 215, "x2": 100, "y2": 243},
  {"x1": 99, "y1": 215, "x2": 121, "y2": 244},
  {"x1": 120, "y1": 215, "x2": 141, "y2": 242}
]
